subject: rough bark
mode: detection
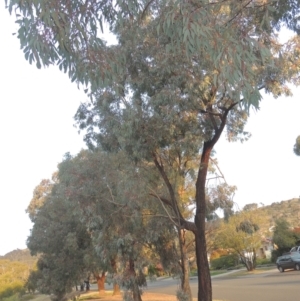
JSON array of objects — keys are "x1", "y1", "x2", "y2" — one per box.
[
  {"x1": 178, "y1": 229, "x2": 193, "y2": 301},
  {"x1": 129, "y1": 259, "x2": 142, "y2": 301}
]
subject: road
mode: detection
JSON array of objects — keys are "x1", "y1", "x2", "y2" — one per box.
[{"x1": 144, "y1": 269, "x2": 300, "y2": 301}]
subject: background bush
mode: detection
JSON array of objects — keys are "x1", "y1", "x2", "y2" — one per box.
[{"x1": 210, "y1": 254, "x2": 238, "y2": 270}]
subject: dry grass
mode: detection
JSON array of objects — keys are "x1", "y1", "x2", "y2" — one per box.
[
  {"x1": 79, "y1": 291, "x2": 182, "y2": 301},
  {"x1": 30, "y1": 291, "x2": 224, "y2": 301},
  {"x1": 29, "y1": 295, "x2": 51, "y2": 301},
  {"x1": 77, "y1": 291, "x2": 224, "y2": 301}
]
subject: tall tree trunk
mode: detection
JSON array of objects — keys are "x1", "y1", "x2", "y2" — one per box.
[
  {"x1": 129, "y1": 259, "x2": 142, "y2": 301},
  {"x1": 113, "y1": 283, "x2": 121, "y2": 296},
  {"x1": 195, "y1": 142, "x2": 213, "y2": 301},
  {"x1": 111, "y1": 259, "x2": 121, "y2": 296},
  {"x1": 95, "y1": 272, "x2": 106, "y2": 295},
  {"x1": 178, "y1": 228, "x2": 193, "y2": 301}
]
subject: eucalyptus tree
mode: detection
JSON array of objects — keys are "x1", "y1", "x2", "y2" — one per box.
[
  {"x1": 27, "y1": 165, "x2": 117, "y2": 298},
  {"x1": 56, "y1": 150, "x2": 183, "y2": 301},
  {"x1": 73, "y1": 11, "x2": 300, "y2": 301},
  {"x1": 26, "y1": 177, "x2": 56, "y2": 222},
  {"x1": 6, "y1": 1, "x2": 300, "y2": 301},
  {"x1": 272, "y1": 218, "x2": 300, "y2": 260},
  {"x1": 27, "y1": 192, "x2": 94, "y2": 301}
]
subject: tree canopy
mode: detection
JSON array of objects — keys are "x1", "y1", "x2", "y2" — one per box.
[
  {"x1": 27, "y1": 150, "x2": 186, "y2": 301},
  {"x1": 215, "y1": 210, "x2": 265, "y2": 271},
  {"x1": 0, "y1": 259, "x2": 30, "y2": 299},
  {"x1": 27, "y1": 183, "x2": 97, "y2": 300},
  {"x1": 272, "y1": 218, "x2": 300, "y2": 261},
  {"x1": 6, "y1": 1, "x2": 300, "y2": 300}
]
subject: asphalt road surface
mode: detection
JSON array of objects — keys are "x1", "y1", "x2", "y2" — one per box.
[{"x1": 144, "y1": 269, "x2": 300, "y2": 301}]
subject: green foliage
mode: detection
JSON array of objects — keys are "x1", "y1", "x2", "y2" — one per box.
[
  {"x1": 27, "y1": 149, "x2": 182, "y2": 300},
  {"x1": 0, "y1": 284, "x2": 25, "y2": 301},
  {"x1": 256, "y1": 258, "x2": 272, "y2": 266},
  {"x1": 5, "y1": 0, "x2": 300, "y2": 108},
  {"x1": 215, "y1": 210, "x2": 265, "y2": 271},
  {"x1": 271, "y1": 0, "x2": 300, "y2": 34},
  {"x1": 210, "y1": 255, "x2": 238, "y2": 270},
  {"x1": 2, "y1": 293, "x2": 23, "y2": 301},
  {"x1": 24, "y1": 271, "x2": 39, "y2": 293},
  {"x1": 26, "y1": 178, "x2": 55, "y2": 222},
  {"x1": 0, "y1": 259, "x2": 30, "y2": 300},
  {"x1": 26, "y1": 174, "x2": 102, "y2": 300},
  {"x1": 272, "y1": 218, "x2": 300, "y2": 258},
  {"x1": 206, "y1": 183, "x2": 236, "y2": 221},
  {"x1": 6, "y1": 1, "x2": 300, "y2": 300},
  {"x1": 293, "y1": 135, "x2": 300, "y2": 156}
]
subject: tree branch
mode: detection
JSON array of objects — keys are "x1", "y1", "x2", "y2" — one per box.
[
  {"x1": 148, "y1": 188, "x2": 180, "y2": 228},
  {"x1": 209, "y1": 157, "x2": 227, "y2": 184},
  {"x1": 149, "y1": 191, "x2": 197, "y2": 233}
]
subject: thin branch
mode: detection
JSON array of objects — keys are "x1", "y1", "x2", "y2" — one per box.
[
  {"x1": 149, "y1": 191, "x2": 197, "y2": 233},
  {"x1": 152, "y1": 152, "x2": 182, "y2": 221},
  {"x1": 223, "y1": 0, "x2": 253, "y2": 27},
  {"x1": 148, "y1": 187, "x2": 180, "y2": 228},
  {"x1": 141, "y1": 0, "x2": 156, "y2": 20},
  {"x1": 209, "y1": 157, "x2": 227, "y2": 184},
  {"x1": 106, "y1": 184, "x2": 116, "y2": 203}
]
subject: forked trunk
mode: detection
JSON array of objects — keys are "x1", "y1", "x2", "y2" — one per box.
[{"x1": 243, "y1": 248, "x2": 257, "y2": 271}]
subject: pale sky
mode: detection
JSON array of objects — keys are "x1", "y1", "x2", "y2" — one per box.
[{"x1": 1, "y1": 6, "x2": 299, "y2": 256}]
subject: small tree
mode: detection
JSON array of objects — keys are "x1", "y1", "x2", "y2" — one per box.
[
  {"x1": 55, "y1": 150, "x2": 186, "y2": 301},
  {"x1": 27, "y1": 178, "x2": 106, "y2": 300},
  {"x1": 216, "y1": 210, "x2": 264, "y2": 271},
  {"x1": 272, "y1": 218, "x2": 300, "y2": 261}
]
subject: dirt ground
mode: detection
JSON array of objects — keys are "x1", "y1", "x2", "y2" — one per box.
[
  {"x1": 95, "y1": 292, "x2": 188, "y2": 301},
  {"x1": 32, "y1": 292, "x2": 221, "y2": 301}
]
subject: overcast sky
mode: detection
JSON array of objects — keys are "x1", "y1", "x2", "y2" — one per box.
[{"x1": 1, "y1": 5, "x2": 299, "y2": 256}]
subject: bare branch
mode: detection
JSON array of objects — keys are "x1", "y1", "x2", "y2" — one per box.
[
  {"x1": 209, "y1": 157, "x2": 227, "y2": 184},
  {"x1": 148, "y1": 187, "x2": 180, "y2": 228}
]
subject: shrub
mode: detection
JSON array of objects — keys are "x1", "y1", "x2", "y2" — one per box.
[
  {"x1": 256, "y1": 258, "x2": 272, "y2": 265},
  {"x1": 210, "y1": 254, "x2": 238, "y2": 270},
  {"x1": 0, "y1": 282, "x2": 26, "y2": 300}
]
